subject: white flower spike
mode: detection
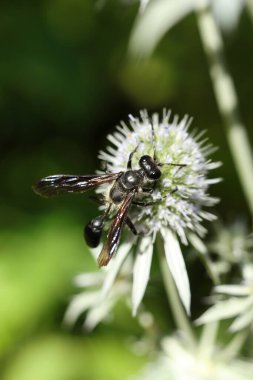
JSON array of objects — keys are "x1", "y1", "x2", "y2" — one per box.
[
  {"x1": 65, "y1": 109, "x2": 220, "y2": 327},
  {"x1": 98, "y1": 109, "x2": 220, "y2": 315},
  {"x1": 134, "y1": 324, "x2": 253, "y2": 380},
  {"x1": 99, "y1": 110, "x2": 220, "y2": 239},
  {"x1": 196, "y1": 262, "x2": 253, "y2": 333}
]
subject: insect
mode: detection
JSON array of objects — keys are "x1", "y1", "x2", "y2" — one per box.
[{"x1": 32, "y1": 126, "x2": 185, "y2": 267}]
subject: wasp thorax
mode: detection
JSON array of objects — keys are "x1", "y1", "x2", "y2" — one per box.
[
  {"x1": 121, "y1": 170, "x2": 142, "y2": 189},
  {"x1": 109, "y1": 186, "x2": 125, "y2": 204},
  {"x1": 139, "y1": 155, "x2": 161, "y2": 180}
]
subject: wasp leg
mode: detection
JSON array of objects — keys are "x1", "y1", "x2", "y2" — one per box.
[
  {"x1": 127, "y1": 145, "x2": 139, "y2": 169},
  {"x1": 126, "y1": 217, "x2": 138, "y2": 235},
  {"x1": 88, "y1": 193, "x2": 113, "y2": 220},
  {"x1": 126, "y1": 217, "x2": 146, "y2": 236},
  {"x1": 133, "y1": 187, "x2": 178, "y2": 207},
  {"x1": 101, "y1": 161, "x2": 110, "y2": 173},
  {"x1": 132, "y1": 200, "x2": 159, "y2": 207},
  {"x1": 158, "y1": 162, "x2": 186, "y2": 168},
  {"x1": 88, "y1": 194, "x2": 106, "y2": 205},
  {"x1": 142, "y1": 187, "x2": 153, "y2": 193},
  {"x1": 169, "y1": 187, "x2": 178, "y2": 195},
  {"x1": 157, "y1": 154, "x2": 186, "y2": 176}
]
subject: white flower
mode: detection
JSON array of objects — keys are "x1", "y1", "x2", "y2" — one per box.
[
  {"x1": 64, "y1": 240, "x2": 157, "y2": 330},
  {"x1": 211, "y1": 0, "x2": 245, "y2": 33},
  {"x1": 133, "y1": 324, "x2": 253, "y2": 380},
  {"x1": 64, "y1": 241, "x2": 134, "y2": 330},
  {"x1": 206, "y1": 221, "x2": 253, "y2": 279},
  {"x1": 97, "y1": 110, "x2": 220, "y2": 315},
  {"x1": 196, "y1": 225, "x2": 253, "y2": 332},
  {"x1": 196, "y1": 263, "x2": 253, "y2": 333},
  {"x1": 99, "y1": 110, "x2": 220, "y2": 241},
  {"x1": 210, "y1": 221, "x2": 253, "y2": 264},
  {"x1": 131, "y1": 0, "x2": 247, "y2": 57},
  {"x1": 66, "y1": 110, "x2": 220, "y2": 326}
]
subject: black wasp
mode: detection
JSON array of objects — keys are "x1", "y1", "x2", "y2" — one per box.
[{"x1": 33, "y1": 126, "x2": 185, "y2": 267}]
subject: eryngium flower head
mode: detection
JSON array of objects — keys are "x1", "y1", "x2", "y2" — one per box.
[
  {"x1": 64, "y1": 247, "x2": 133, "y2": 330},
  {"x1": 133, "y1": 324, "x2": 253, "y2": 380},
  {"x1": 196, "y1": 264, "x2": 253, "y2": 333},
  {"x1": 99, "y1": 109, "x2": 220, "y2": 244},
  {"x1": 196, "y1": 224, "x2": 253, "y2": 332},
  {"x1": 206, "y1": 221, "x2": 253, "y2": 281},
  {"x1": 66, "y1": 109, "x2": 221, "y2": 324},
  {"x1": 97, "y1": 110, "x2": 220, "y2": 315}
]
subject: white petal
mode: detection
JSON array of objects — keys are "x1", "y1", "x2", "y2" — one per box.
[
  {"x1": 139, "y1": 0, "x2": 150, "y2": 13},
  {"x1": 206, "y1": 177, "x2": 223, "y2": 184},
  {"x1": 215, "y1": 285, "x2": 251, "y2": 296},
  {"x1": 196, "y1": 297, "x2": 253, "y2": 325},
  {"x1": 63, "y1": 291, "x2": 100, "y2": 325},
  {"x1": 212, "y1": 0, "x2": 244, "y2": 32},
  {"x1": 84, "y1": 298, "x2": 115, "y2": 331},
  {"x1": 74, "y1": 272, "x2": 104, "y2": 287},
  {"x1": 188, "y1": 233, "x2": 207, "y2": 254},
  {"x1": 199, "y1": 322, "x2": 219, "y2": 357},
  {"x1": 99, "y1": 238, "x2": 135, "y2": 300},
  {"x1": 132, "y1": 236, "x2": 153, "y2": 316},
  {"x1": 229, "y1": 307, "x2": 253, "y2": 332},
  {"x1": 222, "y1": 332, "x2": 249, "y2": 360},
  {"x1": 129, "y1": 0, "x2": 194, "y2": 57},
  {"x1": 161, "y1": 227, "x2": 191, "y2": 315},
  {"x1": 206, "y1": 161, "x2": 223, "y2": 170}
]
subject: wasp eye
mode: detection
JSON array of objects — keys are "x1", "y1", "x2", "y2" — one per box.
[{"x1": 139, "y1": 155, "x2": 152, "y2": 167}]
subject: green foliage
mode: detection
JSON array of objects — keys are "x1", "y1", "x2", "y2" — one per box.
[
  {"x1": 0, "y1": 0, "x2": 252, "y2": 379},
  {"x1": 0, "y1": 215, "x2": 145, "y2": 378}
]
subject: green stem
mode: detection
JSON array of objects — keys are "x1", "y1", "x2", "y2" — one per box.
[
  {"x1": 245, "y1": 0, "x2": 253, "y2": 23},
  {"x1": 195, "y1": 0, "x2": 253, "y2": 217},
  {"x1": 221, "y1": 329, "x2": 248, "y2": 360},
  {"x1": 157, "y1": 235, "x2": 196, "y2": 345}
]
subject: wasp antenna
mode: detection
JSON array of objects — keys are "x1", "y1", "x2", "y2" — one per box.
[
  {"x1": 150, "y1": 121, "x2": 158, "y2": 162},
  {"x1": 158, "y1": 163, "x2": 187, "y2": 167}
]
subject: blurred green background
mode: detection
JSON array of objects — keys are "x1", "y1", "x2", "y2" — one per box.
[{"x1": 0, "y1": 1, "x2": 252, "y2": 379}]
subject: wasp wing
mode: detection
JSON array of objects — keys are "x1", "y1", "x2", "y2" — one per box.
[
  {"x1": 32, "y1": 173, "x2": 122, "y2": 198},
  {"x1": 97, "y1": 191, "x2": 136, "y2": 267}
]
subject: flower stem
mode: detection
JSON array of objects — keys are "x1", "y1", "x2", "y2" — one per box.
[
  {"x1": 195, "y1": 0, "x2": 253, "y2": 217},
  {"x1": 222, "y1": 329, "x2": 248, "y2": 360},
  {"x1": 157, "y1": 235, "x2": 196, "y2": 345},
  {"x1": 246, "y1": 0, "x2": 253, "y2": 23}
]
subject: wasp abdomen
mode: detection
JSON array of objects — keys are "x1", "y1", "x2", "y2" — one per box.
[{"x1": 84, "y1": 216, "x2": 104, "y2": 248}]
